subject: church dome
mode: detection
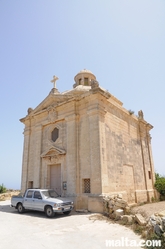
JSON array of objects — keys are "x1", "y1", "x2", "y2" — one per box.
[
  {"x1": 73, "y1": 69, "x2": 96, "y2": 88},
  {"x1": 78, "y1": 69, "x2": 93, "y2": 74}
]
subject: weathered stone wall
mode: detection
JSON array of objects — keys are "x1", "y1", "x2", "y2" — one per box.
[{"x1": 100, "y1": 96, "x2": 155, "y2": 204}]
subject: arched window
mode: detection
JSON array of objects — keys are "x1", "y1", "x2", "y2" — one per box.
[{"x1": 51, "y1": 128, "x2": 59, "y2": 142}]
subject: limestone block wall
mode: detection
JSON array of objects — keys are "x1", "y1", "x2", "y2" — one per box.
[{"x1": 101, "y1": 100, "x2": 155, "y2": 203}]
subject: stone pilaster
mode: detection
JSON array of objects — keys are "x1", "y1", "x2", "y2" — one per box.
[
  {"x1": 138, "y1": 120, "x2": 154, "y2": 201},
  {"x1": 88, "y1": 105, "x2": 102, "y2": 194},
  {"x1": 147, "y1": 133, "x2": 155, "y2": 183},
  {"x1": 146, "y1": 125, "x2": 156, "y2": 199},
  {"x1": 33, "y1": 124, "x2": 42, "y2": 188},
  {"x1": 21, "y1": 126, "x2": 31, "y2": 192},
  {"x1": 98, "y1": 107, "x2": 108, "y2": 193},
  {"x1": 40, "y1": 159, "x2": 47, "y2": 189},
  {"x1": 66, "y1": 114, "x2": 77, "y2": 196}
]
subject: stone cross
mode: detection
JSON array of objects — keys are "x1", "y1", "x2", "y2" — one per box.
[{"x1": 51, "y1": 75, "x2": 59, "y2": 89}]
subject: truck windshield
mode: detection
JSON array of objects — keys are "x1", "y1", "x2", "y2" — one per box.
[{"x1": 41, "y1": 190, "x2": 59, "y2": 198}]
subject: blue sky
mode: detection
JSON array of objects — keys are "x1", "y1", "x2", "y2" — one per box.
[{"x1": 0, "y1": 1, "x2": 165, "y2": 189}]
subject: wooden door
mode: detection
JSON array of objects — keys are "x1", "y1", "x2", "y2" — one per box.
[{"x1": 50, "y1": 164, "x2": 61, "y2": 195}]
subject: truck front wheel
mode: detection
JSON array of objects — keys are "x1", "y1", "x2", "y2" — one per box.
[
  {"x1": 17, "y1": 203, "x2": 25, "y2": 214},
  {"x1": 45, "y1": 206, "x2": 54, "y2": 218}
]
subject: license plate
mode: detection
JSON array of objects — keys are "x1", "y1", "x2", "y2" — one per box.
[{"x1": 64, "y1": 206, "x2": 70, "y2": 210}]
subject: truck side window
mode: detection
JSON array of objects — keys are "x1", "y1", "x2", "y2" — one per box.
[
  {"x1": 26, "y1": 190, "x2": 33, "y2": 198},
  {"x1": 34, "y1": 191, "x2": 42, "y2": 199}
]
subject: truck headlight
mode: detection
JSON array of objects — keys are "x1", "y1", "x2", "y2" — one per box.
[{"x1": 54, "y1": 203, "x2": 61, "y2": 207}]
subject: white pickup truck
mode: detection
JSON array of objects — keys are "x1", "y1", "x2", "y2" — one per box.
[{"x1": 11, "y1": 189, "x2": 74, "y2": 218}]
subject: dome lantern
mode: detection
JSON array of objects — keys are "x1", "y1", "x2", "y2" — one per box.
[{"x1": 73, "y1": 69, "x2": 96, "y2": 88}]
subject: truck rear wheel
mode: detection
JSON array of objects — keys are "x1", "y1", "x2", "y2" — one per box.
[
  {"x1": 17, "y1": 203, "x2": 25, "y2": 214},
  {"x1": 45, "y1": 206, "x2": 54, "y2": 218}
]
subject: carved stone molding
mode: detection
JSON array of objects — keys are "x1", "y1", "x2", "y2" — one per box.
[
  {"x1": 91, "y1": 79, "x2": 99, "y2": 89},
  {"x1": 50, "y1": 155, "x2": 60, "y2": 163},
  {"x1": 41, "y1": 145, "x2": 66, "y2": 158},
  {"x1": 47, "y1": 106, "x2": 58, "y2": 123}
]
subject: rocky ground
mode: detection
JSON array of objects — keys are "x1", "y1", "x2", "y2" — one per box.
[
  {"x1": 131, "y1": 201, "x2": 165, "y2": 220},
  {"x1": 103, "y1": 194, "x2": 165, "y2": 241}
]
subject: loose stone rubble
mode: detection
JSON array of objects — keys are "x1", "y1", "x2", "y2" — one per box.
[
  {"x1": 103, "y1": 194, "x2": 131, "y2": 218},
  {"x1": 103, "y1": 194, "x2": 165, "y2": 238},
  {"x1": 148, "y1": 213, "x2": 165, "y2": 237},
  {"x1": 134, "y1": 213, "x2": 147, "y2": 226}
]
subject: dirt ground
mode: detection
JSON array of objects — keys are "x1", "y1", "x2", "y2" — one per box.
[
  {"x1": 131, "y1": 200, "x2": 165, "y2": 219},
  {"x1": 0, "y1": 200, "x2": 143, "y2": 249},
  {"x1": 1, "y1": 199, "x2": 164, "y2": 249}
]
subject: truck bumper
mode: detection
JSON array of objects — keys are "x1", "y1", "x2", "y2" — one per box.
[{"x1": 53, "y1": 205, "x2": 73, "y2": 213}]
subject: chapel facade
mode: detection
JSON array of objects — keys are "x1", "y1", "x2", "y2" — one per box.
[{"x1": 20, "y1": 69, "x2": 155, "y2": 212}]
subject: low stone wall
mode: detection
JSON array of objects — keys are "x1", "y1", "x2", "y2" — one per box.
[{"x1": 0, "y1": 191, "x2": 20, "y2": 201}]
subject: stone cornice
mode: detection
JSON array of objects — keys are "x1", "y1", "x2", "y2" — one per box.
[
  {"x1": 90, "y1": 87, "x2": 123, "y2": 106},
  {"x1": 20, "y1": 84, "x2": 153, "y2": 133},
  {"x1": 139, "y1": 119, "x2": 153, "y2": 132},
  {"x1": 106, "y1": 101, "x2": 139, "y2": 125},
  {"x1": 87, "y1": 103, "x2": 107, "y2": 117},
  {"x1": 20, "y1": 93, "x2": 74, "y2": 122},
  {"x1": 20, "y1": 86, "x2": 118, "y2": 123},
  {"x1": 41, "y1": 118, "x2": 65, "y2": 127},
  {"x1": 90, "y1": 87, "x2": 111, "y2": 99}
]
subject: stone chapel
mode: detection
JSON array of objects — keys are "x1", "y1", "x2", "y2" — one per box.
[{"x1": 20, "y1": 69, "x2": 155, "y2": 212}]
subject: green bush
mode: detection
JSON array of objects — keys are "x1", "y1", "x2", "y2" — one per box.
[
  {"x1": 0, "y1": 184, "x2": 7, "y2": 194},
  {"x1": 145, "y1": 233, "x2": 165, "y2": 249},
  {"x1": 154, "y1": 173, "x2": 165, "y2": 197}
]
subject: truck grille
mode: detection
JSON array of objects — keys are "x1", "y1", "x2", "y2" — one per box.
[{"x1": 61, "y1": 202, "x2": 72, "y2": 206}]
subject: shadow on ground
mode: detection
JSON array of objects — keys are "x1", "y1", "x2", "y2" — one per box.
[{"x1": 0, "y1": 202, "x2": 91, "y2": 220}]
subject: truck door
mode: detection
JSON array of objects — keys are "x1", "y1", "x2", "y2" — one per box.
[
  {"x1": 32, "y1": 191, "x2": 44, "y2": 211},
  {"x1": 23, "y1": 190, "x2": 34, "y2": 209}
]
